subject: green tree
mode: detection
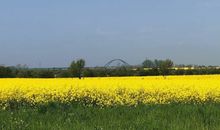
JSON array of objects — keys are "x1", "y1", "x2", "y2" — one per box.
[
  {"x1": 38, "y1": 70, "x2": 55, "y2": 78},
  {"x1": 141, "y1": 58, "x2": 174, "y2": 76},
  {"x1": 17, "y1": 70, "x2": 33, "y2": 78},
  {"x1": 83, "y1": 68, "x2": 95, "y2": 77},
  {"x1": 0, "y1": 66, "x2": 15, "y2": 78},
  {"x1": 69, "y1": 59, "x2": 85, "y2": 79},
  {"x1": 142, "y1": 59, "x2": 155, "y2": 68},
  {"x1": 158, "y1": 59, "x2": 174, "y2": 76},
  {"x1": 154, "y1": 59, "x2": 163, "y2": 68}
]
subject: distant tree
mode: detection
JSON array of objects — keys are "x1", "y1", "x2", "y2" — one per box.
[
  {"x1": 154, "y1": 59, "x2": 163, "y2": 68},
  {"x1": 11, "y1": 64, "x2": 30, "y2": 77},
  {"x1": 158, "y1": 59, "x2": 174, "y2": 76},
  {"x1": 0, "y1": 66, "x2": 15, "y2": 78},
  {"x1": 93, "y1": 68, "x2": 106, "y2": 77},
  {"x1": 112, "y1": 66, "x2": 129, "y2": 76},
  {"x1": 83, "y1": 68, "x2": 95, "y2": 77},
  {"x1": 69, "y1": 59, "x2": 85, "y2": 79},
  {"x1": 141, "y1": 58, "x2": 174, "y2": 76},
  {"x1": 38, "y1": 70, "x2": 55, "y2": 78},
  {"x1": 142, "y1": 59, "x2": 155, "y2": 68},
  {"x1": 17, "y1": 70, "x2": 33, "y2": 78},
  {"x1": 57, "y1": 70, "x2": 71, "y2": 78},
  {"x1": 15, "y1": 64, "x2": 28, "y2": 69}
]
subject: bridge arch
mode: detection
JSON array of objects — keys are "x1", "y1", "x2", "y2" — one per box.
[
  {"x1": 104, "y1": 59, "x2": 130, "y2": 76},
  {"x1": 104, "y1": 59, "x2": 130, "y2": 68}
]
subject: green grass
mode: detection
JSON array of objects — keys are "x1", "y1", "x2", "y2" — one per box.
[{"x1": 0, "y1": 103, "x2": 220, "y2": 130}]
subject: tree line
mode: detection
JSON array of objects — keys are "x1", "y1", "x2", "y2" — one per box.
[{"x1": 1, "y1": 58, "x2": 220, "y2": 78}]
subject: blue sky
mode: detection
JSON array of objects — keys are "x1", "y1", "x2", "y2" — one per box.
[{"x1": 1, "y1": 1, "x2": 220, "y2": 67}]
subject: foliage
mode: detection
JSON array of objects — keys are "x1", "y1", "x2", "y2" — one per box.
[
  {"x1": 37, "y1": 70, "x2": 54, "y2": 78},
  {"x1": 69, "y1": 59, "x2": 85, "y2": 79},
  {"x1": 2, "y1": 58, "x2": 220, "y2": 78},
  {"x1": 142, "y1": 58, "x2": 155, "y2": 68},
  {"x1": 142, "y1": 59, "x2": 174, "y2": 76},
  {"x1": 83, "y1": 68, "x2": 95, "y2": 77},
  {"x1": 158, "y1": 59, "x2": 174, "y2": 76},
  {"x1": 0, "y1": 66, "x2": 14, "y2": 78},
  {"x1": 56, "y1": 70, "x2": 71, "y2": 78}
]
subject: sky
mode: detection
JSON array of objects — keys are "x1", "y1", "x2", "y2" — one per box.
[{"x1": 1, "y1": 0, "x2": 220, "y2": 67}]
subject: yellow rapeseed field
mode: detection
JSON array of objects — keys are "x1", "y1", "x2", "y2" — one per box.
[{"x1": 0, "y1": 75, "x2": 220, "y2": 106}]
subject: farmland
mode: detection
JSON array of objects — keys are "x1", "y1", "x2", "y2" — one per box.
[
  {"x1": 1, "y1": 75, "x2": 220, "y2": 107},
  {"x1": 0, "y1": 75, "x2": 220, "y2": 129}
]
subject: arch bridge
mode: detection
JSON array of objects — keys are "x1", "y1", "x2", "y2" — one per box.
[{"x1": 104, "y1": 59, "x2": 130, "y2": 68}]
